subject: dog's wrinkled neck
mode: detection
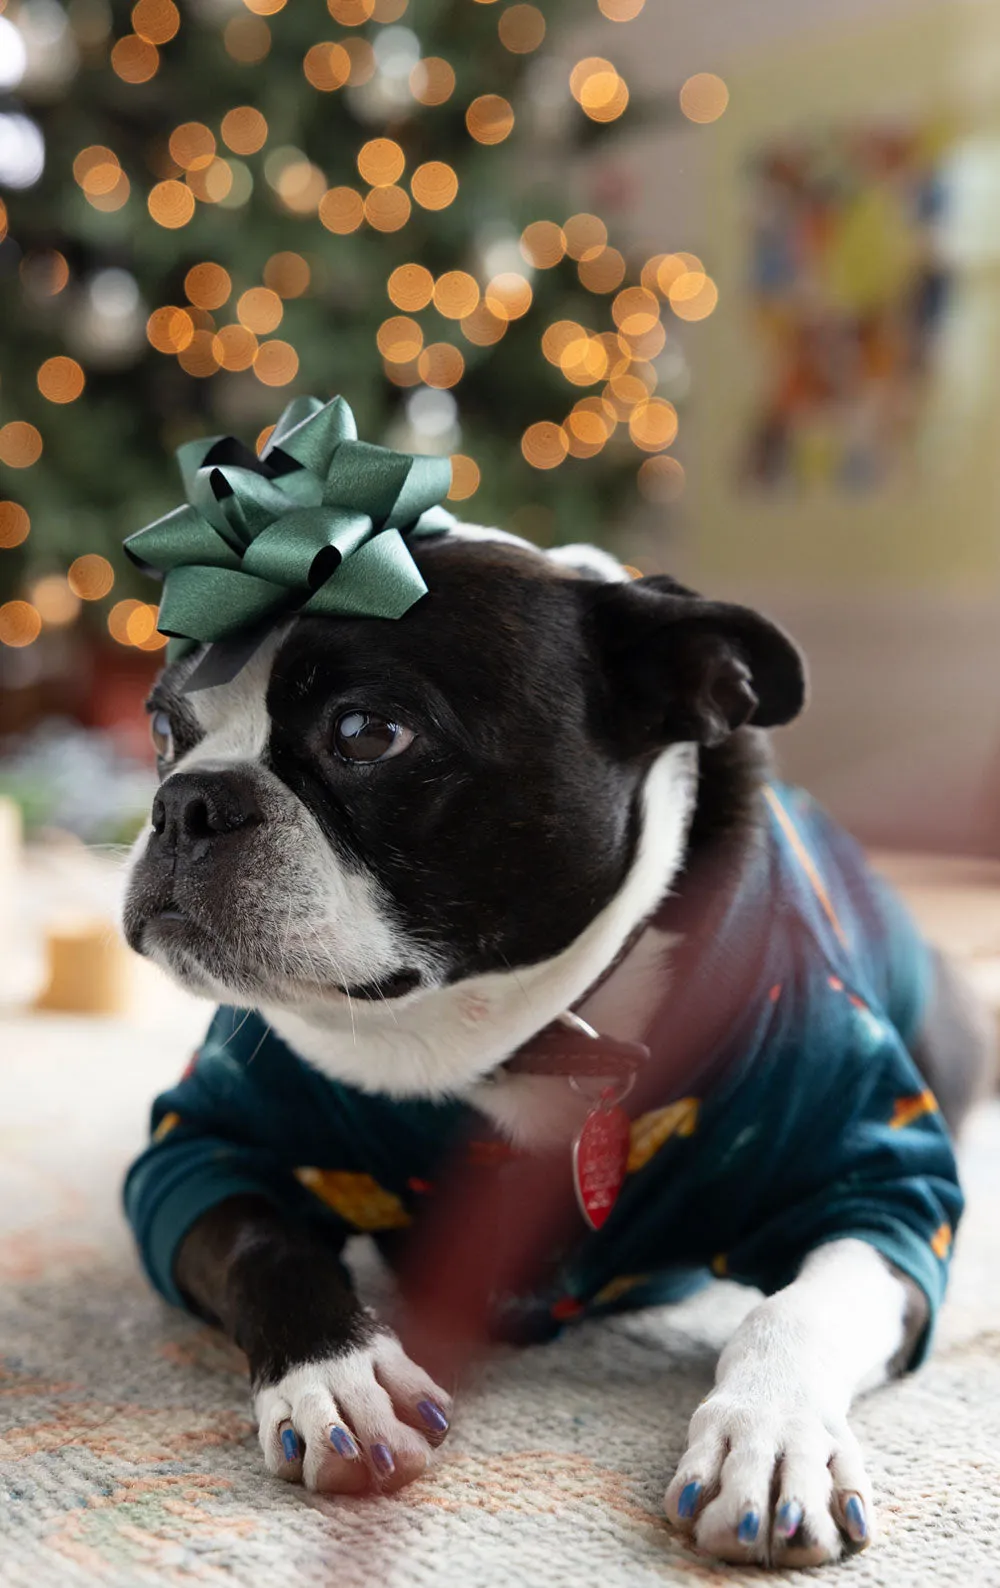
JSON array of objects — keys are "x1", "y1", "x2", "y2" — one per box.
[{"x1": 261, "y1": 742, "x2": 700, "y2": 1110}]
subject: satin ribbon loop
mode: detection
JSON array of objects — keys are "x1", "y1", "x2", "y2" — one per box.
[{"x1": 123, "y1": 395, "x2": 455, "y2": 686}]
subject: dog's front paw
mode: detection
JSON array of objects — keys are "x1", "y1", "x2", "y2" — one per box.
[
  {"x1": 254, "y1": 1330, "x2": 452, "y2": 1495},
  {"x1": 664, "y1": 1392, "x2": 872, "y2": 1568}
]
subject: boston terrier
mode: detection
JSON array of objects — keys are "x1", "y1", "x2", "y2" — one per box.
[{"x1": 122, "y1": 524, "x2": 992, "y2": 1568}]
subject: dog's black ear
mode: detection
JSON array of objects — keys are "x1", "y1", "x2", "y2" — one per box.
[{"x1": 589, "y1": 576, "x2": 806, "y2": 752}]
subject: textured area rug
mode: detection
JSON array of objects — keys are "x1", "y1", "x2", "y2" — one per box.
[{"x1": 1, "y1": 996, "x2": 999, "y2": 1588}]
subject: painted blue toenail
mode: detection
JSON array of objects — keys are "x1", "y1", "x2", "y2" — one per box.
[
  {"x1": 417, "y1": 1399, "x2": 449, "y2": 1434},
  {"x1": 371, "y1": 1442, "x2": 395, "y2": 1476},
  {"x1": 329, "y1": 1426, "x2": 358, "y2": 1460},
  {"x1": 678, "y1": 1481, "x2": 701, "y2": 1520},
  {"x1": 844, "y1": 1494, "x2": 867, "y2": 1542},
  {"x1": 281, "y1": 1428, "x2": 299, "y2": 1462},
  {"x1": 737, "y1": 1510, "x2": 760, "y2": 1545},
  {"x1": 776, "y1": 1500, "x2": 803, "y2": 1538}
]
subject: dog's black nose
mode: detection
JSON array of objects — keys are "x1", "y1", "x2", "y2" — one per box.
[{"x1": 151, "y1": 771, "x2": 264, "y2": 851}]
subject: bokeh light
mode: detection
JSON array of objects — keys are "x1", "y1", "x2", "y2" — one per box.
[
  {"x1": 0, "y1": 601, "x2": 41, "y2": 648},
  {"x1": 32, "y1": 575, "x2": 80, "y2": 628},
  {"x1": 417, "y1": 342, "x2": 465, "y2": 388},
  {"x1": 73, "y1": 145, "x2": 120, "y2": 194},
  {"x1": 303, "y1": 40, "x2": 350, "y2": 90},
  {"x1": 237, "y1": 287, "x2": 283, "y2": 334},
  {"x1": 108, "y1": 599, "x2": 142, "y2": 645},
  {"x1": 68, "y1": 554, "x2": 115, "y2": 600},
  {"x1": 186, "y1": 156, "x2": 234, "y2": 205},
  {"x1": 212, "y1": 323, "x2": 258, "y2": 371},
  {"x1": 668, "y1": 270, "x2": 718, "y2": 320},
  {"x1": 612, "y1": 285, "x2": 661, "y2": 336},
  {"x1": 224, "y1": 14, "x2": 271, "y2": 63},
  {"x1": 598, "y1": 0, "x2": 645, "y2": 16},
  {"x1": 638, "y1": 454, "x2": 685, "y2": 502},
  {"x1": 319, "y1": 185, "x2": 365, "y2": 233},
  {"x1": 448, "y1": 454, "x2": 480, "y2": 500},
  {"x1": 498, "y1": 4, "x2": 545, "y2": 53},
  {"x1": 220, "y1": 106, "x2": 268, "y2": 155},
  {"x1": 254, "y1": 340, "x2": 299, "y2": 385},
  {"x1": 679, "y1": 72, "x2": 729, "y2": 124},
  {"x1": 131, "y1": 0, "x2": 180, "y2": 44},
  {"x1": 184, "y1": 261, "x2": 231, "y2": 309},
  {"x1": 466, "y1": 95, "x2": 514, "y2": 145},
  {"x1": 434, "y1": 270, "x2": 480, "y2": 319},
  {"x1": 410, "y1": 161, "x2": 457, "y2": 210},
  {"x1": 0, "y1": 422, "x2": 42, "y2": 468},
  {"x1": 364, "y1": 185, "x2": 411, "y2": 231},
  {"x1": 460, "y1": 303, "x2": 507, "y2": 346},
  {"x1": 653, "y1": 251, "x2": 703, "y2": 294},
  {"x1": 521, "y1": 421, "x2": 568, "y2": 470},
  {"x1": 21, "y1": 250, "x2": 69, "y2": 299},
  {"x1": 578, "y1": 247, "x2": 626, "y2": 293},
  {"x1": 111, "y1": 34, "x2": 159, "y2": 83},
  {"x1": 274, "y1": 158, "x2": 324, "y2": 213},
  {"x1": 520, "y1": 221, "x2": 566, "y2": 269},
  {"x1": 388, "y1": 263, "x2": 434, "y2": 311},
  {"x1": 148, "y1": 179, "x2": 195, "y2": 227},
  {"x1": 177, "y1": 329, "x2": 219, "y2": 377},
  {"x1": 629, "y1": 397, "x2": 678, "y2": 451},
  {"x1": 410, "y1": 56, "x2": 454, "y2": 105},
  {"x1": 570, "y1": 57, "x2": 629, "y2": 123},
  {"x1": 146, "y1": 305, "x2": 195, "y2": 353},
  {"x1": 563, "y1": 212, "x2": 607, "y2": 262},
  {"x1": 264, "y1": 252, "x2": 311, "y2": 298},
  {"x1": 358, "y1": 138, "x2": 405, "y2": 187},
  {"x1": 0, "y1": 502, "x2": 30, "y2": 550},
  {"x1": 37, "y1": 356, "x2": 85, "y2": 404},
  {"x1": 342, "y1": 37, "x2": 376, "y2": 83},
  {"x1": 169, "y1": 121, "x2": 215, "y2": 170},
  {"x1": 377, "y1": 315, "x2": 424, "y2": 362},
  {"x1": 542, "y1": 319, "x2": 585, "y2": 365},
  {"x1": 328, "y1": 0, "x2": 375, "y2": 22},
  {"x1": 485, "y1": 272, "x2": 532, "y2": 320},
  {"x1": 384, "y1": 358, "x2": 422, "y2": 388}
]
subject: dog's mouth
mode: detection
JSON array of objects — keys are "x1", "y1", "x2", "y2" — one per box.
[{"x1": 132, "y1": 902, "x2": 424, "y2": 1004}]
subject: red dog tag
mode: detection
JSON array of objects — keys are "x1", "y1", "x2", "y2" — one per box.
[{"x1": 573, "y1": 1094, "x2": 630, "y2": 1230}]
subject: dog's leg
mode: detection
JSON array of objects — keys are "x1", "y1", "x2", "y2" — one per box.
[
  {"x1": 174, "y1": 1194, "x2": 452, "y2": 1493},
  {"x1": 664, "y1": 1238, "x2": 925, "y2": 1568}
]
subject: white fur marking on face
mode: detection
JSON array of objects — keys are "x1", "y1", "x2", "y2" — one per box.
[
  {"x1": 264, "y1": 741, "x2": 698, "y2": 1114},
  {"x1": 174, "y1": 630, "x2": 284, "y2": 774},
  {"x1": 124, "y1": 628, "x2": 437, "y2": 1002},
  {"x1": 444, "y1": 524, "x2": 630, "y2": 586},
  {"x1": 665, "y1": 1239, "x2": 907, "y2": 1565},
  {"x1": 546, "y1": 544, "x2": 630, "y2": 583}
]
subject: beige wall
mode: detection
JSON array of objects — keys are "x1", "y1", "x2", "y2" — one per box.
[{"x1": 578, "y1": 0, "x2": 1000, "y2": 852}]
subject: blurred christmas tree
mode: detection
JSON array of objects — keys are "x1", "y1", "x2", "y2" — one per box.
[{"x1": 0, "y1": 0, "x2": 701, "y2": 655}]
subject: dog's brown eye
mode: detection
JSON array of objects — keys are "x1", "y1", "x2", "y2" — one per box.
[
  {"x1": 150, "y1": 709, "x2": 175, "y2": 764},
  {"x1": 334, "y1": 711, "x2": 413, "y2": 764}
]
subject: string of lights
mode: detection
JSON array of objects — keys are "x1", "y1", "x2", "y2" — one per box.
[{"x1": 0, "y1": 0, "x2": 726, "y2": 659}]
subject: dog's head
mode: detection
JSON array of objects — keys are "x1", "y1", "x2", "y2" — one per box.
[{"x1": 123, "y1": 528, "x2": 804, "y2": 1090}]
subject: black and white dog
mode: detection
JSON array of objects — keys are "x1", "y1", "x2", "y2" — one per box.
[{"x1": 123, "y1": 524, "x2": 991, "y2": 1568}]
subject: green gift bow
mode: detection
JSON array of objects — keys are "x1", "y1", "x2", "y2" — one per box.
[{"x1": 124, "y1": 394, "x2": 454, "y2": 682}]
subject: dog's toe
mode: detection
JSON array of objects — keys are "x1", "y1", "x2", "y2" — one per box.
[
  {"x1": 254, "y1": 1330, "x2": 452, "y2": 1495},
  {"x1": 665, "y1": 1393, "x2": 874, "y2": 1568}
]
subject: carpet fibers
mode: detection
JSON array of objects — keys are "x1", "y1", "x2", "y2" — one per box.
[{"x1": 1, "y1": 1000, "x2": 998, "y2": 1588}]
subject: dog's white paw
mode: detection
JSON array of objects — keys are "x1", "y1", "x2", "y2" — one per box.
[
  {"x1": 664, "y1": 1392, "x2": 873, "y2": 1568},
  {"x1": 254, "y1": 1331, "x2": 452, "y2": 1495}
]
